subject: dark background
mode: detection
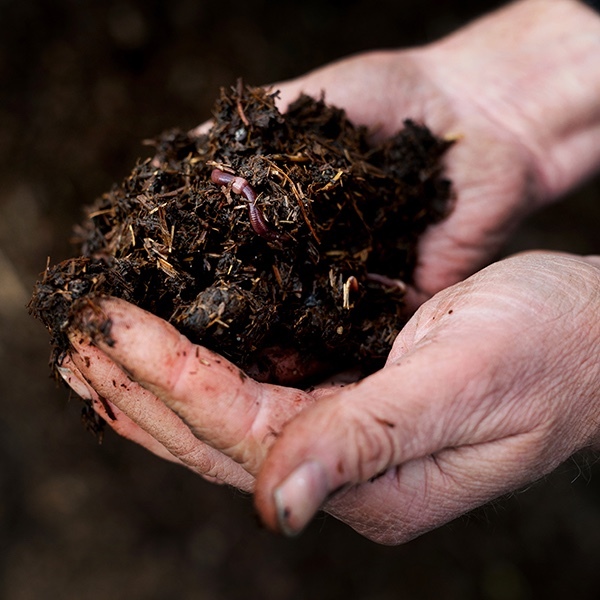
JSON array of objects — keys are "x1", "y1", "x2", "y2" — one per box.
[{"x1": 2, "y1": 1, "x2": 600, "y2": 598}]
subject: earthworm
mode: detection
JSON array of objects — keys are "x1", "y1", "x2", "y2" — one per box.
[
  {"x1": 366, "y1": 272, "x2": 407, "y2": 292},
  {"x1": 210, "y1": 168, "x2": 280, "y2": 242}
]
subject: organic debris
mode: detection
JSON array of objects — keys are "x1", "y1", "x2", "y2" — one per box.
[{"x1": 30, "y1": 81, "x2": 453, "y2": 400}]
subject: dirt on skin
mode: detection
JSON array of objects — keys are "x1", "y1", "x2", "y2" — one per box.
[{"x1": 29, "y1": 81, "x2": 453, "y2": 406}]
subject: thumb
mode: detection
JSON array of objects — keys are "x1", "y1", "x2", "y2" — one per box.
[
  {"x1": 255, "y1": 284, "x2": 564, "y2": 535},
  {"x1": 254, "y1": 311, "x2": 521, "y2": 536},
  {"x1": 255, "y1": 254, "x2": 600, "y2": 539},
  {"x1": 253, "y1": 345, "x2": 458, "y2": 536}
]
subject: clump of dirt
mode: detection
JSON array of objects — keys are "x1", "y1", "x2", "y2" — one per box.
[{"x1": 30, "y1": 81, "x2": 452, "y2": 391}]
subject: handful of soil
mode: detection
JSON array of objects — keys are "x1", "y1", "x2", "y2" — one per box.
[{"x1": 30, "y1": 82, "x2": 452, "y2": 390}]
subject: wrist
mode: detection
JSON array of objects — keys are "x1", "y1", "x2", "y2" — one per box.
[{"x1": 423, "y1": 0, "x2": 600, "y2": 204}]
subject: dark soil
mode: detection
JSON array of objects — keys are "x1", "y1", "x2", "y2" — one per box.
[
  {"x1": 30, "y1": 82, "x2": 452, "y2": 387},
  {"x1": 7, "y1": 1, "x2": 600, "y2": 597}
]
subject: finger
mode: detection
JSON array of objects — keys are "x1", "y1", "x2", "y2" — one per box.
[
  {"x1": 59, "y1": 355, "x2": 202, "y2": 466},
  {"x1": 64, "y1": 340, "x2": 255, "y2": 491},
  {"x1": 254, "y1": 309, "x2": 548, "y2": 536},
  {"x1": 69, "y1": 297, "x2": 312, "y2": 475}
]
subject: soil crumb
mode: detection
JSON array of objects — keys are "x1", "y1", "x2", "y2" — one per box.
[{"x1": 30, "y1": 81, "x2": 453, "y2": 398}]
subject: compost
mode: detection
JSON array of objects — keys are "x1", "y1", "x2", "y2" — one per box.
[{"x1": 30, "y1": 81, "x2": 453, "y2": 393}]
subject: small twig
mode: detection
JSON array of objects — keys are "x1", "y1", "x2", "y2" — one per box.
[
  {"x1": 155, "y1": 186, "x2": 186, "y2": 199},
  {"x1": 236, "y1": 79, "x2": 250, "y2": 127},
  {"x1": 262, "y1": 158, "x2": 321, "y2": 243},
  {"x1": 342, "y1": 275, "x2": 359, "y2": 310}
]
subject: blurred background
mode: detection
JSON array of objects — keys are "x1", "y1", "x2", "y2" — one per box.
[{"x1": 2, "y1": 0, "x2": 600, "y2": 598}]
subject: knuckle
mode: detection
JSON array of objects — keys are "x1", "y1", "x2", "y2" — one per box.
[{"x1": 344, "y1": 406, "x2": 399, "y2": 481}]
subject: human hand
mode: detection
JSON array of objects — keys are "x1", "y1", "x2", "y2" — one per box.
[
  {"x1": 265, "y1": 0, "x2": 600, "y2": 300},
  {"x1": 60, "y1": 251, "x2": 600, "y2": 544}
]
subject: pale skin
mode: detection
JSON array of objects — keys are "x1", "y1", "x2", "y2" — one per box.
[{"x1": 60, "y1": 0, "x2": 600, "y2": 544}]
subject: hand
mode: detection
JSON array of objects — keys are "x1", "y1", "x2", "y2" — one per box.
[
  {"x1": 57, "y1": 0, "x2": 600, "y2": 546},
  {"x1": 265, "y1": 0, "x2": 600, "y2": 300},
  {"x1": 60, "y1": 251, "x2": 600, "y2": 544}
]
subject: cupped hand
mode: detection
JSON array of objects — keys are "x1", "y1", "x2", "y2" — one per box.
[
  {"x1": 239, "y1": 0, "x2": 600, "y2": 301},
  {"x1": 264, "y1": 47, "x2": 542, "y2": 301},
  {"x1": 60, "y1": 251, "x2": 600, "y2": 544}
]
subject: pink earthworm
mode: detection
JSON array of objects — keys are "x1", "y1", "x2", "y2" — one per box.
[{"x1": 210, "y1": 168, "x2": 280, "y2": 242}]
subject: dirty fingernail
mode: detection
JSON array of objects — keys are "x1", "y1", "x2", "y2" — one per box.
[
  {"x1": 57, "y1": 364, "x2": 94, "y2": 401},
  {"x1": 273, "y1": 460, "x2": 329, "y2": 536}
]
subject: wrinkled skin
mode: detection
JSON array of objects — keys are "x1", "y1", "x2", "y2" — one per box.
[
  {"x1": 59, "y1": 0, "x2": 600, "y2": 544},
  {"x1": 63, "y1": 252, "x2": 600, "y2": 544}
]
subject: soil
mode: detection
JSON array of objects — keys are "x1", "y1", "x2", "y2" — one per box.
[
  {"x1": 7, "y1": 1, "x2": 600, "y2": 597},
  {"x1": 29, "y1": 81, "x2": 452, "y2": 389}
]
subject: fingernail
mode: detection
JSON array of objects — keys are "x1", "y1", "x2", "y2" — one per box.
[
  {"x1": 56, "y1": 365, "x2": 93, "y2": 401},
  {"x1": 273, "y1": 460, "x2": 329, "y2": 536}
]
